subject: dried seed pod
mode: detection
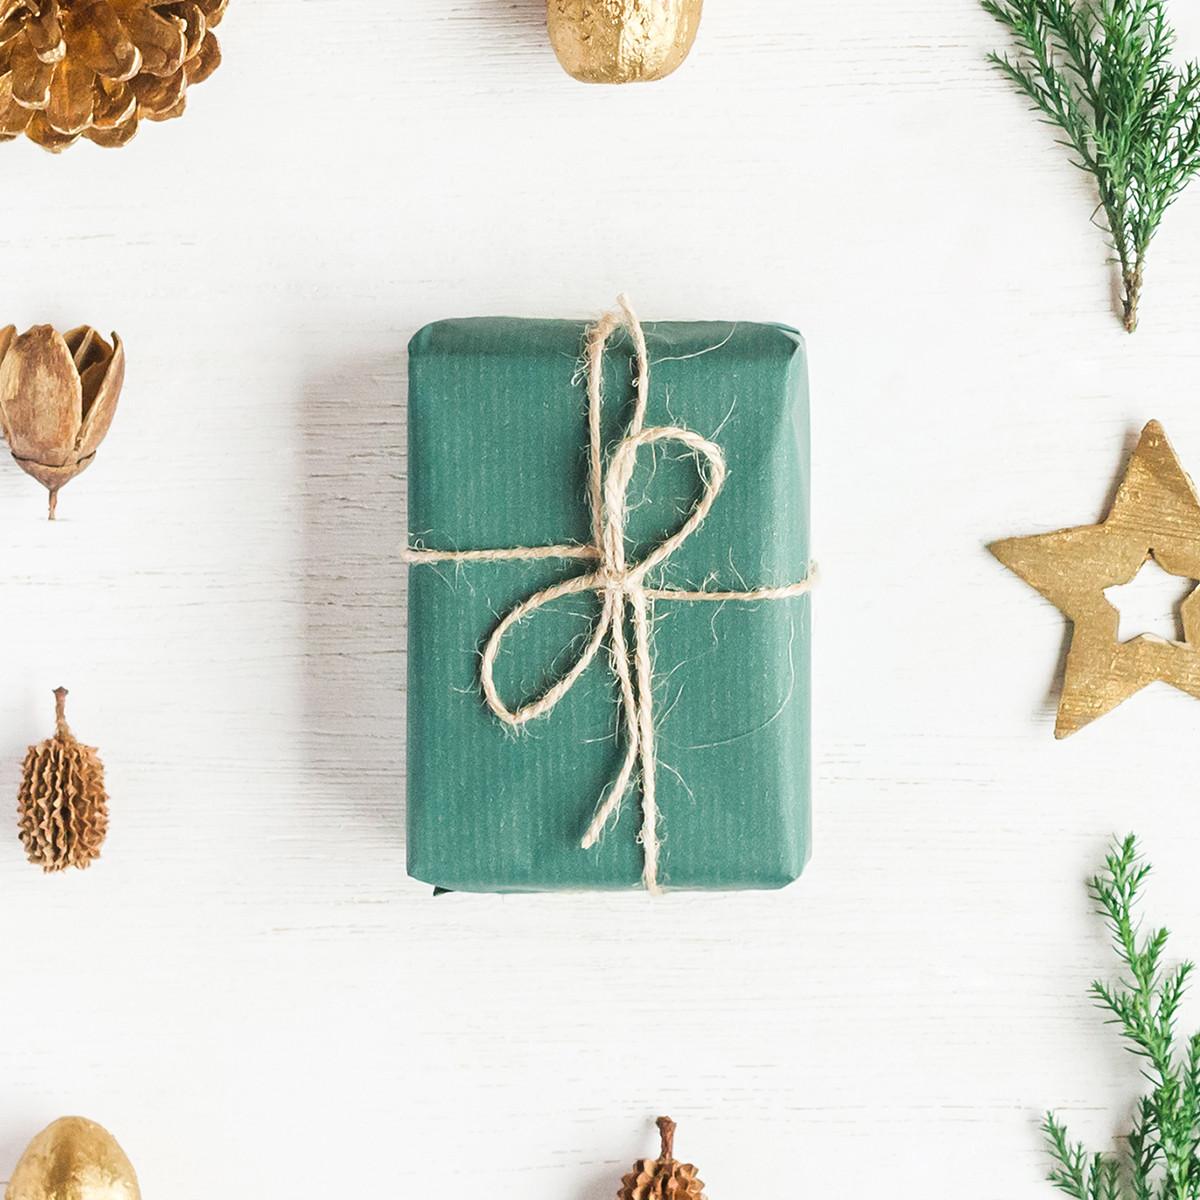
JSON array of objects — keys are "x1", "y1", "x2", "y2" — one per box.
[
  {"x1": 0, "y1": 323, "x2": 124, "y2": 517},
  {"x1": 0, "y1": 0, "x2": 224, "y2": 150},
  {"x1": 5, "y1": 1116, "x2": 141, "y2": 1200},
  {"x1": 17, "y1": 687, "x2": 109, "y2": 871},
  {"x1": 619, "y1": 1117, "x2": 706, "y2": 1200},
  {"x1": 548, "y1": 0, "x2": 702, "y2": 84}
]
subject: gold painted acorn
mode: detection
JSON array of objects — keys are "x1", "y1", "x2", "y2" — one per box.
[
  {"x1": 618, "y1": 1117, "x2": 706, "y2": 1200},
  {"x1": 5, "y1": 1116, "x2": 140, "y2": 1200},
  {"x1": 548, "y1": 0, "x2": 702, "y2": 84},
  {"x1": 0, "y1": 0, "x2": 225, "y2": 151},
  {"x1": 0, "y1": 324, "x2": 123, "y2": 518}
]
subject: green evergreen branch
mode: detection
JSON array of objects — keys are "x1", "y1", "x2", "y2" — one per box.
[
  {"x1": 983, "y1": 0, "x2": 1200, "y2": 330},
  {"x1": 1046, "y1": 836, "x2": 1200, "y2": 1200}
]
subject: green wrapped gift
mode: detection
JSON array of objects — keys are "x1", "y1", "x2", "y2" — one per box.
[{"x1": 405, "y1": 302, "x2": 812, "y2": 893}]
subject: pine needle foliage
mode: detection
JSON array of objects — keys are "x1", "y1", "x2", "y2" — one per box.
[
  {"x1": 1045, "y1": 835, "x2": 1200, "y2": 1200},
  {"x1": 982, "y1": 0, "x2": 1200, "y2": 330}
]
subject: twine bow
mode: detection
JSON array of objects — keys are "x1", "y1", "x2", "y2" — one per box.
[{"x1": 404, "y1": 297, "x2": 814, "y2": 892}]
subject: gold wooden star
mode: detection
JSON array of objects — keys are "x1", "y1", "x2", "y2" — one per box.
[{"x1": 991, "y1": 421, "x2": 1200, "y2": 738}]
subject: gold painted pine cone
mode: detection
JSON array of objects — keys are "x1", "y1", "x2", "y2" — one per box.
[
  {"x1": 17, "y1": 688, "x2": 109, "y2": 872},
  {"x1": 548, "y1": 0, "x2": 702, "y2": 84},
  {"x1": 619, "y1": 1118, "x2": 706, "y2": 1200},
  {"x1": 0, "y1": 323, "x2": 124, "y2": 517},
  {"x1": 5, "y1": 1116, "x2": 141, "y2": 1200},
  {"x1": 0, "y1": 0, "x2": 225, "y2": 150}
]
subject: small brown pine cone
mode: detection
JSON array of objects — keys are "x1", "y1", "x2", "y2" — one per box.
[
  {"x1": 0, "y1": 0, "x2": 225, "y2": 151},
  {"x1": 17, "y1": 687, "x2": 109, "y2": 871},
  {"x1": 618, "y1": 1118, "x2": 706, "y2": 1200}
]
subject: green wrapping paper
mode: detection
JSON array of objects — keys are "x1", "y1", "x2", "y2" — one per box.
[{"x1": 405, "y1": 315, "x2": 811, "y2": 892}]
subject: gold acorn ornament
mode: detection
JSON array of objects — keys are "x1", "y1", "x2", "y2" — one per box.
[
  {"x1": 619, "y1": 1117, "x2": 706, "y2": 1200},
  {"x1": 0, "y1": 324, "x2": 124, "y2": 518},
  {"x1": 0, "y1": 0, "x2": 225, "y2": 151},
  {"x1": 18, "y1": 688, "x2": 109, "y2": 872},
  {"x1": 548, "y1": 0, "x2": 702, "y2": 84},
  {"x1": 5, "y1": 1116, "x2": 140, "y2": 1200}
]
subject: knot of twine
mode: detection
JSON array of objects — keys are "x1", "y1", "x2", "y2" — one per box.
[{"x1": 404, "y1": 296, "x2": 815, "y2": 892}]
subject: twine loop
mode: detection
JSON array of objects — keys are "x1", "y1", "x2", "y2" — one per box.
[{"x1": 404, "y1": 296, "x2": 814, "y2": 892}]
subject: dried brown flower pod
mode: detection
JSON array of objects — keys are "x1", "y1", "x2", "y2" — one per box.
[
  {"x1": 17, "y1": 688, "x2": 109, "y2": 872},
  {"x1": 0, "y1": 323, "x2": 123, "y2": 518},
  {"x1": 0, "y1": 0, "x2": 225, "y2": 151},
  {"x1": 5, "y1": 1115, "x2": 141, "y2": 1200},
  {"x1": 548, "y1": 0, "x2": 702, "y2": 84},
  {"x1": 619, "y1": 1117, "x2": 706, "y2": 1200}
]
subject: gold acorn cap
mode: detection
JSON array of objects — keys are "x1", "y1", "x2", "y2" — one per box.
[
  {"x1": 0, "y1": 0, "x2": 225, "y2": 151},
  {"x1": 5, "y1": 1116, "x2": 140, "y2": 1200},
  {"x1": 618, "y1": 1117, "x2": 706, "y2": 1200},
  {"x1": 17, "y1": 688, "x2": 109, "y2": 872}
]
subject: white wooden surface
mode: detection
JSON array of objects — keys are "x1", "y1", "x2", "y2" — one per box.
[{"x1": 3, "y1": 1, "x2": 1200, "y2": 1196}]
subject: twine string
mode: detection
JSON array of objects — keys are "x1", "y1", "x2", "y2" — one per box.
[{"x1": 403, "y1": 296, "x2": 814, "y2": 892}]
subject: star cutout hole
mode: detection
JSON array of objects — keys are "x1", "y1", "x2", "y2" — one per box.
[{"x1": 1103, "y1": 555, "x2": 1198, "y2": 644}]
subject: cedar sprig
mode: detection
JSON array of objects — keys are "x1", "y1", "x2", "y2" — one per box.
[
  {"x1": 982, "y1": 0, "x2": 1200, "y2": 331},
  {"x1": 1045, "y1": 835, "x2": 1200, "y2": 1200}
]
